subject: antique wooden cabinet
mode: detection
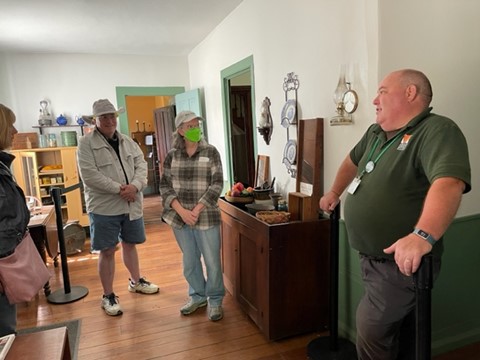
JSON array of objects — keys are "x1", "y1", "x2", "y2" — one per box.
[
  {"x1": 11, "y1": 147, "x2": 89, "y2": 227},
  {"x1": 219, "y1": 198, "x2": 330, "y2": 340}
]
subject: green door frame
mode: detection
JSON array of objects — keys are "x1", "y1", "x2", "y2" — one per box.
[{"x1": 220, "y1": 55, "x2": 257, "y2": 185}]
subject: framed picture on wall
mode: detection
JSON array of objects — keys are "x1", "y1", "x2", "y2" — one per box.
[{"x1": 255, "y1": 155, "x2": 269, "y2": 188}]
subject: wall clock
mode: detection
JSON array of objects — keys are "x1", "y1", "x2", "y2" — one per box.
[{"x1": 343, "y1": 89, "x2": 358, "y2": 114}]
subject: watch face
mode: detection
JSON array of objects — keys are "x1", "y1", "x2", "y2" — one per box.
[
  {"x1": 417, "y1": 229, "x2": 428, "y2": 238},
  {"x1": 343, "y1": 90, "x2": 358, "y2": 114}
]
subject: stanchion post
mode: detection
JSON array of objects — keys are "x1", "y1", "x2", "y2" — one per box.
[
  {"x1": 47, "y1": 184, "x2": 89, "y2": 304},
  {"x1": 413, "y1": 254, "x2": 433, "y2": 360},
  {"x1": 51, "y1": 187, "x2": 71, "y2": 293},
  {"x1": 329, "y1": 203, "x2": 340, "y2": 351},
  {"x1": 307, "y1": 202, "x2": 357, "y2": 359}
]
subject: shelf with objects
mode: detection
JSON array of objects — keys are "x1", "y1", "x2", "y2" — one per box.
[
  {"x1": 34, "y1": 101, "x2": 88, "y2": 136},
  {"x1": 32, "y1": 125, "x2": 88, "y2": 136},
  {"x1": 32, "y1": 123, "x2": 92, "y2": 149},
  {"x1": 32, "y1": 124, "x2": 87, "y2": 136},
  {"x1": 33, "y1": 108, "x2": 94, "y2": 149}
]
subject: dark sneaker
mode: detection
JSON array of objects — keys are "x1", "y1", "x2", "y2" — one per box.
[
  {"x1": 180, "y1": 297, "x2": 208, "y2": 315},
  {"x1": 101, "y1": 293, "x2": 123, "y2": 316},
  {"x1": 128, "y1": 277, "x2": 159, "y2": 294}
]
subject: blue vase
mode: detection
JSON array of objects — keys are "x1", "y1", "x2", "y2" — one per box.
[{"x1": 56, "y1": 114, "x2": 67, "y2": 126}]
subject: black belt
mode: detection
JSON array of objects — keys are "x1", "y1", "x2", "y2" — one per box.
[{"x1": 359, "y1": 252, "x2": 393, "y2": 263}]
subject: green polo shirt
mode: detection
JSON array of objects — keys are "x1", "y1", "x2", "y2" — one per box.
[{"x1": 344, "y1": 107, "x2": 471, "y2": 259}]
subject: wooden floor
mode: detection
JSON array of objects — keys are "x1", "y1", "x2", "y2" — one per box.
[{"x1": 16, "y1": 195, "x2": 478, "y2": 359}]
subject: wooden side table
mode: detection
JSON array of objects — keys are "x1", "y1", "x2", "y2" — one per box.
[
  {"x1": 6, "y1": 327, "x2": 71, "y2": 360},
  {"x1": 28, "y1": 205, "x2": 57, "y2": 296},
  {"x1": 28, "y1": 205, "x2": 58, "y2": 262}
]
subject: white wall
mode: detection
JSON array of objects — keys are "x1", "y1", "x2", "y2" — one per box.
[
  {"x1": 378, "y1": 0, "x2": 480, "y2": 216},
  {"x1": 1, "y1": 0, "x2": 477, "y2": 216},
  {"x1": 0, "y1": 54, "x2": 13, "y2": 106},
  {"x1": 0, "y1": 53, "x2": 189, "y2": 131},
  {"x1": 189, "y1": 0, "x2": 376, "y2": 196},
  {"x1": 189, "y1": 0, "x2": 478, "y2": 216}
]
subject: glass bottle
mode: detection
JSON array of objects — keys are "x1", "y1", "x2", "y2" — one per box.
[
  {"x1": 48, "y1": 134, "x2": 57, "y2": 147},
  {"x1": 333, "y1": 64, "x2": 348, "y2": 116},
  {"x1": 277, "y1": 200, "x2": 288, "y2": 212}
]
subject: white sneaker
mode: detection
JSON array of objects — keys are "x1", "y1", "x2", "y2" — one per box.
[
  {"x1": 128, "y1": 277, "x2": 159, "y2": 294},
  {"x1": 101, "y1": 293, "x2": 123, "y2": 316},
  {"x1": 208, "y1": 305, "x2": 224, "y2": 321},
  {"x1": 180, "y1": 297, "x2": 208, "y2": 315}
]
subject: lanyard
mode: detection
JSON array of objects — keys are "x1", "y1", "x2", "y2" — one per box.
[{"x1": 358, "y1": 130, "x2": 407, "y2": 179}]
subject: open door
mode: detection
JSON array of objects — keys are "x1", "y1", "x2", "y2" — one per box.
[
  {"x1": 154, "y1": 87, "x2": 204, "y2": 178},
  {"x1": 175, "y1": 88, "x2": 202, "y2": 115},
  {"x1": 221, "y1": 55, "x2": 257, "y2": 187},
  {"x1": 154, "y1": 105, "x2": 176, "y2": 179}
]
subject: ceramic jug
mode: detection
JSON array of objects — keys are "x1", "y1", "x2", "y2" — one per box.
[{"x1": 76, "y1": 115, "x2": 85, "y2": 125}]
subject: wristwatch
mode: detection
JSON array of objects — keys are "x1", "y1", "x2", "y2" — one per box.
[{"x1": 413, "y1": 228, "x2": 436, "y2": 246}]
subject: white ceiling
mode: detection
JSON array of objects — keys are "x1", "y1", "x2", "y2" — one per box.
[{"x1": 0, "y1": 0, "x2": 243, "y2": 56}]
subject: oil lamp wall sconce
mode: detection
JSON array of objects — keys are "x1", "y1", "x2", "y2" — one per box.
[
  {"x1": 329, "y1": 65, "x2": 359, "y2": 126},
  {"x1": 258, "y1": 97, "x2": 273, "y2": 145}
]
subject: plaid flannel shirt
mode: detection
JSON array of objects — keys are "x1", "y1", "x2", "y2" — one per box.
[{"x1": 160, "y1": 143, "x2": 223, "y2": 230}]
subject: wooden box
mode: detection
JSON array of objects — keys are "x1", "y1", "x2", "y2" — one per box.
[
  {"x1": 12, "y1": 132, "x2": 38, "y2": 149},
  {"x1": 288, "y1": 191, "x2": 319, "y2": 221}
]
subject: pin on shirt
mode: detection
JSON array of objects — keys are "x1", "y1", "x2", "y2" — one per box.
[{"x1": 397, "y1": 134, "x2": 412, "y2": 151}]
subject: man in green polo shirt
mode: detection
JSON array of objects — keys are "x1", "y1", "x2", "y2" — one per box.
[{"x1": 319, "y1": 69, "x2": 471, "y2": 360}]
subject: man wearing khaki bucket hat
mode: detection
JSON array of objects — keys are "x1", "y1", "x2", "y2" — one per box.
[{"x1": 77, "y1": 99, "x2": 159, "y2": 316}]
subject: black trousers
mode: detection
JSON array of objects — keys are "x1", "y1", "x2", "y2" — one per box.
[{"x1": 355, "y1": 255, "x2": 440, "y2": 360}]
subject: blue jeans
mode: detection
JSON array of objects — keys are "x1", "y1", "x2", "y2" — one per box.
[{"x1": 173, "y1": 225, "x2": 225, "y2": 306}]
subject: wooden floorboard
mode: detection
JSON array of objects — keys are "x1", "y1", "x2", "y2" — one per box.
[{"x1": 16, "y1": 195, "x2": 478, "y2": 359}]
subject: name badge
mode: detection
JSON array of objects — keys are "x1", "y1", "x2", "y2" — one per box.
[{"x1": 347, "y1": 177, "x2": 361, "y2": 194}]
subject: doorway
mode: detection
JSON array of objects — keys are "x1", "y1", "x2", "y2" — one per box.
[
  {"x1": 229, "y1": 85, "x2": 254, "y2": 186},
  {"x1": 221, "y1": 55, "x2": 257, "y2": 187},
  {"x1": 153, "y1": 105, "x2": 176, "y2": 180},
  {"x1": 115, "y1": 86, "x2": 185, "y2": 196},
  {"x1": 115, "y1": 86, "x2": 185, "y2": 135}
]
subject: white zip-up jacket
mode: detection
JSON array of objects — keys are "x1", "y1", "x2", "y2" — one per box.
[{"x1": 77, "y1": 128, "x2": 147, "y2": 220}]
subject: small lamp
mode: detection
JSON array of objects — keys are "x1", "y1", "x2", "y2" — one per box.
[
  {"x1": 329, "y1": 65, "x2": 358, "y2": 126},
  {"x1": 258, "y1": 97, "x2": 273, "y2": 145}
]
